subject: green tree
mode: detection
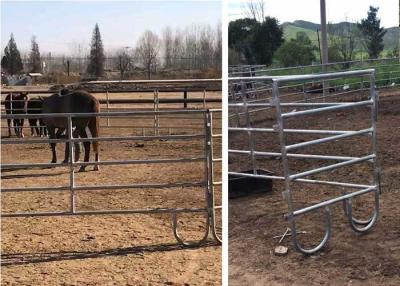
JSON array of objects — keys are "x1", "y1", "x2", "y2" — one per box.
[
  {"x1": 228, "y1": 18, "x2": 258, "y2": 64},
  {"x1": 29, "y1": 36, "x2": 42, "y2": 73},
  {"x1": 274, "y1": 32, "x2": 316, "y2": 67},
  {"x1": 250, "y1": 17, "x2": 284, "y2": 65},
  {"x1": 328, "y1": 22, "x2": 358, "y2": 65},
  {"x1": 1, "y1": 33, "x2": 23, "y2": 75},
  {"x1": 87, "y1": 23, "x2": 105, "y2": 77},
  {"x1": 357, "y1": 6, "x2": 386, "y2": 59}
]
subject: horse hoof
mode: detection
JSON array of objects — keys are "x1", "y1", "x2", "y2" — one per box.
[
  {"x1": 78, "y1": 167, "x2": 86, "y2": 172},
  {"x1": 94, "y1": 166, "x2": 99, "y2": 171}
]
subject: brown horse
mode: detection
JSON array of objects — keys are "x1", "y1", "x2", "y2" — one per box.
[
  {"x1": 42, "y1": 90, "x2": 100, "y2": 172},
  {"x1": 4, "y1": 92, "x2": 29, "y2": 137}
]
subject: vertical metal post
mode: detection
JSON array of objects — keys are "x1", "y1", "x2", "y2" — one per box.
[
  {"x1": 361, "y1": 77, "x2": 364, "y2": 100},
  {"x1": 230, "y1": 84, "x2": 241, "y2": 127},
  {"x1": 302, "y1": 67, "x2": 307, "y2": 102},
  {"x1": 171, "y1": 113, "x2": 211, "y2": 246},
  {"x1": 10, "y1": 93, "x2": 14, "y2": 129},
  {"x1": 183, "y1": 90, "x2": 187, "y2": 109},
  {"x1": 203, "y1": 89, "x2": 206, "y2": 109},
  {"x1": 203, "y1": 110, "x2": 211, "y2": 204},
  {"x1": 156, "y1": 89, "x2": 160, "y2": 135},
  {"x1": 106, "y1": 89, "x2": 110, "y2": 127},
  {"x1": 369, "y1": 72, "x2": 381, "y2": 194},
  {"x1": 67, "y1": 115, "x2": 76, "y2": 213},
  {"x1": 241, "y1": 81, "x2": 257, "y2": 174},
  {"x1": 272, "y1": 80, "x2": 293, "y2": 217},
  {"x1": 208, "y1": 111, "x2": 222, "y2": 243},
  {"x1": 153, "y1": 89, "x2": 157, "y2": 136}
]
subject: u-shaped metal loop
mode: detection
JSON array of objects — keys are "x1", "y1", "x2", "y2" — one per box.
[
  {"x1": 291, "y1": 206, "x2": 332, "y2": 255},
  {"x1": 172, "y1": 212, "x2": 210, "y2": 247},
  {"x1": 345, "y1": 191, "x2": 379, "y2": 233},
  {"x1": 342, "y1": 198, "x2": 373, "y2": 226},
  {"x1": 210, "y1": 207, "x2": 222, "y2": 244}
]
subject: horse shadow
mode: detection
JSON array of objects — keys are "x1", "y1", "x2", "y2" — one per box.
[{"x1": 1, "y1": 241, "x2": 219, "y2": 266}]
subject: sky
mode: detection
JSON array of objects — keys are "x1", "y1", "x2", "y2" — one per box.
[
  {"x1": 1, "y1": 0, "x2": 222, "y2": 55},
  {"x1": 229, "y1": 0, "x2": 399, "y2": 28}
]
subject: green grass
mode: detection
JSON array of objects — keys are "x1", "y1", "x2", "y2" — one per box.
[
  {"x1": 283, "y1": 24, "x2": 319, "y2": 44},
  {"x1": 255, "y1": 58, "x2": 400, "y2": 88}
]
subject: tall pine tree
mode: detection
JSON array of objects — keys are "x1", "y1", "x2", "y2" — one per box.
[
  {"x1": 29, "y1": 36, "x2": 42, "y2": 73},
  {"x1": 1, "y1": 33, "x2": 23, "y2": 75},
  {"x1": 358, "y1": 6, "x2": 387, "y2": 59},
  {"x1": 87, "y1": 23, "x2": 105, "y2": 77}
]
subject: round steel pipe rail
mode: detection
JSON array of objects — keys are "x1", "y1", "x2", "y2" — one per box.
[
  {"x1": 228, "y1": 69, "x2": 381, "y2": 254},
  {"x1": 1, "y1": 109, "x2": 222, "y2": 246}
]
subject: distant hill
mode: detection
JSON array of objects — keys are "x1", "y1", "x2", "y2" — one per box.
[{"x1": 282, "y1": 20, "x2": 399, "y2": 50}]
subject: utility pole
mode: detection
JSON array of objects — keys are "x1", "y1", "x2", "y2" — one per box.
[
  {"x1": 317, "y1": 29, "x2": 322, "y2": 64},
  {"x1": 320, "y1": 0, "x2": 329, "y2": 97},
  {"x1": 320, "y1": 0, "x2": 328, "y2": 70}
]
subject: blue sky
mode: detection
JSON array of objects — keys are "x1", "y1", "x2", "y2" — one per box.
[
  {"x1": 229, "y1": 0, "x2": 399, "y2": 28},
  {"x1": 1, "y1": 0, "x2": 222, "y2": 55}
]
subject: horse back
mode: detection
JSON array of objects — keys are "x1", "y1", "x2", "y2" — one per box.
[{"x1": 42, "y1": 90, "x2": 99, "y2": 128}]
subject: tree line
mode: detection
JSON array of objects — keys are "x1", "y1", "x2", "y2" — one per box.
[
  {"x1": 1, "y1": 23, "x2": 221, "y2": 79},
  {"x1": 229, "y1": 5, "x2": 393, "y2": 67}
]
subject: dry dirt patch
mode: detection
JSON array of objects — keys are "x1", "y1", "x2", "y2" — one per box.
[{"x1": 1, "y1": 101, "x2": 221, "y2": 286}]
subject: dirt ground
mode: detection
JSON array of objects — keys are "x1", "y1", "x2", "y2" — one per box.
[
  {"x1": 229, "y1": 88, "x2": 400, "y2": 285},
  {"x1": 0, "y1": 92, "x2": 221, "y2": 286}
]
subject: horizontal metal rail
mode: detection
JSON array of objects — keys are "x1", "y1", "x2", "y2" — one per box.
[
  {"x1": 289, "y1": 154, "x2": 375, "y2": 181},
  {"x1": 229, "y1": 127, "x2": 358, "y2": 135},
  {"x1": 1, "y1": 207, "x2": 209, "y2": 218},
  {"x1": 292, "y1": 186, "x2": 377, "y2": 216},
  {"x1": 1, "y1": 182, "x2": 206, "y2": 193},
  {"x1": 228, "y1": 69, "x2": 374, "y2": 83},
  {"x1": 1, "y1": 98, "x2": 221, "y2": 105},
  {"x1": 229, "y1": 149, "x2": 359, "y2": 161},
  {"x1": 1, "y1": 109, "x2": 209, "y2": 119},
  {"x1": 228, "y1": 102, "x2": 366, "y2": 108},
  {"x1": 285, "y1": 128, "x2": 373, "y2": 151},
  {"x1": 1, "y1": 157, "x2": 205, "y2": 170},
  {"x1": 281, "y1": 100, "x2": 373, "y2": 118},
  {"x1": 228, "y1": 171, "x2": 372, "y2": 189},
  {"x1": 85, "y1": 79, "x2": 222, "y2": 84},
  {"x1": 1, "y1": 134, "x2": 204, "y2": 145}
]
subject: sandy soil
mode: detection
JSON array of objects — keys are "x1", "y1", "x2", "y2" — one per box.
[
  {"x1": 228, "y1": 89, "x2": 400, "y2": 285},
  {"x1": 1, "y1": 94, "x2": 222, "y2": 286}
]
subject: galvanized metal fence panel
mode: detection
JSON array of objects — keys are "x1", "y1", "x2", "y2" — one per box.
[
  {"x1": 228, "y1": 69, "x2": 381, "y2": 254},
  {"x1": 1, "y1": 109, "x2": 222, "y2": 246}
]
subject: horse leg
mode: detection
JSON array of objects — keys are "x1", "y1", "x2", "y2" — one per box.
[
  {"x1": 39, "y1": 119, "x2": 47, "y2": 137},
  {"x1": 88, "y1": 118, "x2": 100, "y2": 171},
  {"x1": 73, "y1": 129, "x2": 81, "y2": 163},
  {"x1": 29, "y1": 119, "x2": 36, "y2": 136},
  {"x1": 7, "y1": 119, "x2": 12, "y2": 137},
  {"x1": 13, "y1": 119, "x2": 20, "y2": 137},
  {"x1": 94, "y1": 153, "x2": 100, "y2": 171},
  {"x1": 19, "y1": 119, "x2": 24, "y2": 138},
  {"x1": 54, "y1": 128, "x2": 70, "y2": 164},
  {"x1": 34, "y1": 119, "x2": 40, "y2": 136},
  {"x1": 77, "y1": 128, "x2": 90, "y2": 172},
  {"x1": 48, "y1": 127, "x2": 57, "y2": 164}
]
